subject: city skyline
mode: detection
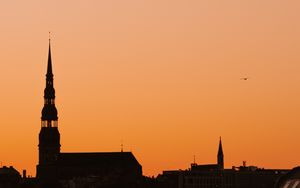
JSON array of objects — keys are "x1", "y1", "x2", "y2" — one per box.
[{"x1": 0, "y1": 1, "x2": 300, "y2": 177}]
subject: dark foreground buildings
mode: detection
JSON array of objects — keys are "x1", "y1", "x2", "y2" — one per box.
[
  {"x1": 157, "y1": 139, "x2": 290, "y2": 188},
  {"x1": 275, "y1": 167, "x2": 300, "y2": 188},
  {"x1": 0, "y1": 166, "x2": 21, "y2": 188}
]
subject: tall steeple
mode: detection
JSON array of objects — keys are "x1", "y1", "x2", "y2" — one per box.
[
  {"x1": 37, "y1": 39, "x2": 61, "y2": 178},
  {"x1": 41, "y1": 39, "x2": 58, "y2": 127},
  {"x1": 217, "y1": 137, "x2": 224, "y2": 169}
]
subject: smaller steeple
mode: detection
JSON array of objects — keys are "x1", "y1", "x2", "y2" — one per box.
[{"x1": 217, "y1": 137, "x2": 224, "y2": 169}]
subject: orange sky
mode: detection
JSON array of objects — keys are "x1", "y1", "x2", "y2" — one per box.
[{"x1": 0, "y1": 0, "x2": 300, "y2": 177}]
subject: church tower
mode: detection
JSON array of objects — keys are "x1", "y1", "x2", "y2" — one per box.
[
  {"x1": 37, "y1": 40, "x2": 60, "y2": 178},
  {"x1": 217, "y1": 137, "x2": 224, "y2": 169}
]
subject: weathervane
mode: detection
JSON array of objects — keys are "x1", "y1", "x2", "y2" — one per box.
[{"x1": 49, "y1": 31, "x2": 51, "y2": 42}]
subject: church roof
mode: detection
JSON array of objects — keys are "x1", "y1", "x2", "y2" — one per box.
[
  {"x1": 191, "y1": 164, "x2": 220, "y2": 171},
  {"x1": 57, "y1": 152, "x2": 141, "y2": 168}
]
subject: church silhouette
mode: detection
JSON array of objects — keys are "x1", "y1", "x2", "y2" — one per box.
[{"x1": 36, "y1": 40, "x2": 142, "y2": 187}]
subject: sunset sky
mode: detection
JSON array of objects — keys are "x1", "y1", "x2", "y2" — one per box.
[{"x1": 0, "y1": 0, "x2": 300, "y2": 177}]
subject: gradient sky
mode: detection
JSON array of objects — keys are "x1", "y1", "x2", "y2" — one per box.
[{"x1": 0, "y1": 0, "x2": 300, "y2": 177}]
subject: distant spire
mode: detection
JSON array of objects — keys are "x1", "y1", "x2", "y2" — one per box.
[
  {"x1": 217, "y1": 137, "x2": 224, "y2": 169},
  {"x1": 218, "y1": 137, "x2": 223, "y2": 155}
]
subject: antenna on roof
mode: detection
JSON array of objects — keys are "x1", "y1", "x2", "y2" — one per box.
[
  {"x1": 48, "y1": 31, "x2": 51, "y2": 42},
  {"x1": 121, "y1": 140, "x2": 123, "y2": 152},
  {"x1": 191, "y1": 155, "x2": 197, "y2": 167}
]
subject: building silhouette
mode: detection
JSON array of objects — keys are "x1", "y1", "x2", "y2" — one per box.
[
  {"x1": 187, "y1": 137, "x2": 224, "y2": 173},
  {"x1": 0, "y1": 166, "x2": 21, "y2": 188},
  {"x1": 157, "y1": 139, "x2": 290, "y2": 188},
  {"x1": 275, "y1": 167, "x2": 300, "y2": 188},
  {"x1": 36, "y1": 41, "x2": 142, "y2": 187}
]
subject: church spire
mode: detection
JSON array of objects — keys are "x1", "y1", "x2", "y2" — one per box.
[
  {"x1": 41, "y1": 39, "x2": 58, "y2": 127},
  {"x1": 217, "y1": 137, "x2": 224, "y2": 169},
  {"x1": 37, "y1": 39, "x2": 61, "y2": 175},
  {"x1": 47, "y1": 39, "x2": 53, "y2": 77}
]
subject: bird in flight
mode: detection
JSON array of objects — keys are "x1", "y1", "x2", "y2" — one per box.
[{"x1": 240, "y1": 77, "x2": 249, "y2": 80}]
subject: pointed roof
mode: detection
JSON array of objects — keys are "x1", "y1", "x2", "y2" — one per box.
[
  {"x1": 43, "y1": 38, "x2": 55, "y2": 100},
  {"x1": 218, "y1": 137, "x2": 223, "y2": 156},
  {"x1": 47, "y1": 39, "x2": 53, "y2": 77}
]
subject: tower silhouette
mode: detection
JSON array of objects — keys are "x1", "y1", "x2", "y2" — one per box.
[
  {"x1": 37, "y1": 40, "x2": 60, "y2": 179},
  {"x1": 35, "y1": 40, "x2": 142, "y2": 185},
  {"x1": 217, "y1": 137, "x2": 224, "y2": 169}
]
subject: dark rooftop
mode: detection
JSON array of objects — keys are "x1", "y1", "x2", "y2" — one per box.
[{"x1": 57, "y1": 152, "x2": 141, "y2": 167}]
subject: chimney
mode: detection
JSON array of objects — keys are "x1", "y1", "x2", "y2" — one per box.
[{"x1": 22, "y1": 170, "x2": 27, "y2": 178}]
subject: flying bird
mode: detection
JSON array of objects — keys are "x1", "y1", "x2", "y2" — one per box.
[{"x1": 240, "y1": 77, "x2": 249, "y2": 80}]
